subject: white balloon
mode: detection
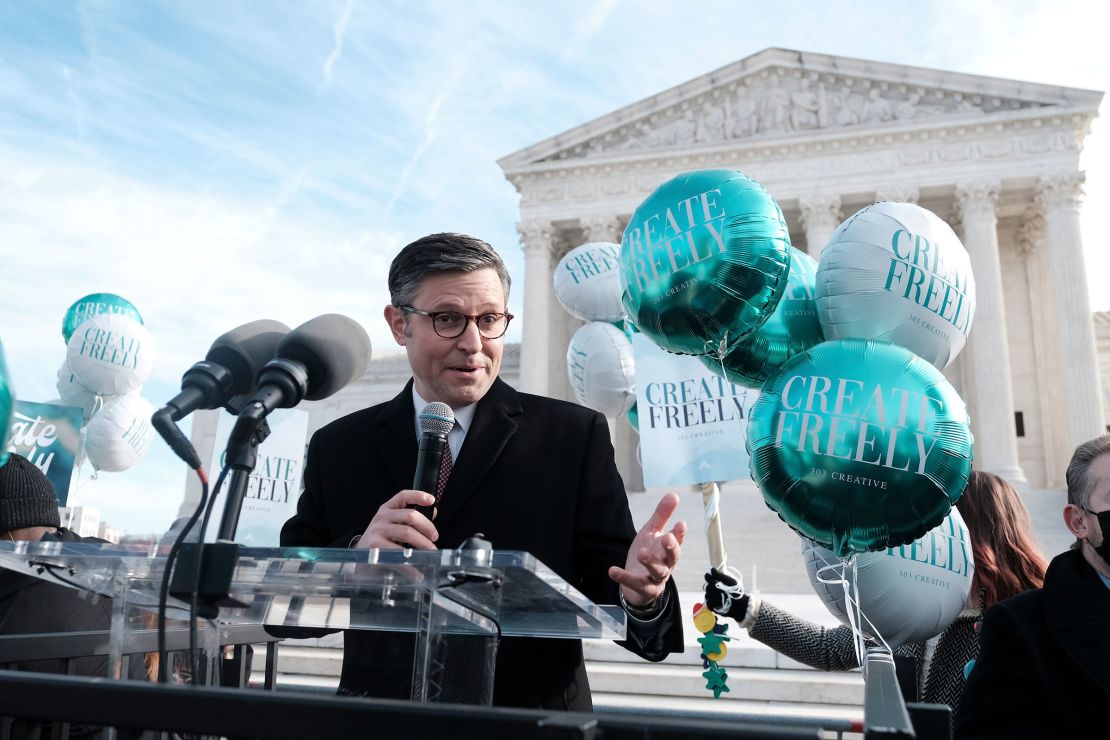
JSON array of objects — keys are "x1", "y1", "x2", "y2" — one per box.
[
  {"x1": 802, "y1": 508, "x2": 974, "y2": 648},
  {"x1": 55, "y1": 361, "x2": 102, "y2": 424},
  {"x1": 66, "y1": 314, "x2": 155, "y2": 395},
  {"x1": 84, "y1": 395, "x2": 156, "y2": 473},
  {"x1": 815, "y1": 202, "x2": 976, "y2": 369},
  {"x1": 566, "y1": 322, "x2": 636, "y2": 418},
  {"x1": 553, "y1": 242, "x2": 625, "y2": 322}
]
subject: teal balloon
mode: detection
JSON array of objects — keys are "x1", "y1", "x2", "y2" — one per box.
[
  {"x1": 620, "y1": 169, "x2": 792, "y2": 356},
  {"x1": 747, "y1": 338, "x2": 973, "y2": 557},
  {"x1": 613, "y1": 317, "x2": 639, "y2": 341},
  {"x1": 0, "y1": 339, "x2": 13, "y2": 466},
  {"x1": 627, "y1": 402, "x2": 639, "y2": 432},
  {"x1": 700, "y1": 248, "x2": 824, "y2": 389},
  {"x1": 61, "y1": 293, "x2": 144, "y2": 343}
]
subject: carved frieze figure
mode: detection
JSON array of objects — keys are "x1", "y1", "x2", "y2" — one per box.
[
  {"x1": 670, "y1": 110, "x2": 696, "y2": 145},
  {"x1": 728, "y1": 95, "x2": 759, "y2": 138},
  {"x1": 696, "y1": 103, "x2": 726, "y2": 143},
  {"x1": 827, "y1": 85, "x2": 859, "y2": 127},
  {"x1": 791, "y1": 78, "x2": 822, "y2": 130},
  {"x1": 761, "y1": 76, "x2": 792, "y2": 133},
  {"x1": 861, "y1": 88, "x2": 893, "y2": 123},
  {"x1": 895, "y1": 93, "x2": 920, "y2": 121}
]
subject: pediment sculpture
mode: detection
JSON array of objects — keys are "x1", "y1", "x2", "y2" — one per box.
[{"x1": 544, "y1": 69, "x2": 1050, "y2": 162}]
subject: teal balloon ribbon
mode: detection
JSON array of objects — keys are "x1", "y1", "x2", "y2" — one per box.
[
  {"x1": 620, "y1": 169, "x2": 792, "y2": 356},
  {"x1": 700, "y1": 247, "x2": 824, "y2": 388},
  {"x1": 0, "y1": 339, "x2": 13, "y2": 465},
  {"x1": 747, "y1": 338, "x2": 974, "y2": 556},
  {"x1": 62, "y1": 293, "x2": 144, "y2": 343}
]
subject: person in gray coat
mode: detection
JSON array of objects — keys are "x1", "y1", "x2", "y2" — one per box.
[{"x1": 704, "y1": 471, "x2": 1048, "y2": 717}]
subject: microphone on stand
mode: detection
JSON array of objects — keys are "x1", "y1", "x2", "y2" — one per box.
[
  {"x1": 219, "y1": 313, "x2": 372, "y2": 541},
  {"x1": 409, "y1": 402, "x2": 454, "y2": 520},
  {"x1": 153, "y1": 319, "x2": 291, "y2": 468},
  {"x1": 235, "y1": 313, "x2": 373, "y2": 417}
]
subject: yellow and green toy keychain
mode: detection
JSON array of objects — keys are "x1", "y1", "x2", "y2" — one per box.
[{"x1": 694, "y1": 480, "x2": 735, "y2": 699}]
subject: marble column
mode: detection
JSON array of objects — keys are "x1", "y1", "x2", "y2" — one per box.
[
  {"x1": 1018, "y1": 211, "x2": 1066, "y2": 487},
  {"x1": 547, "y1": 233, "x2": 583, "y2": 404},
  {"x1": 517, "y1": 220, "x2": 557, "y2": 395},
  {"x1": 1035, "y1": 172, "x2": 1107, "y2": 452},
  {"x1": 581, "y1": 214, "x2": 623, "y2": 244},
  {"x1": 798, "y1": 193, "x2": 841, "y2": 260},
  {"x1": 580, "y1": 213, "x2": 643, "y2": 491},
  {"x1": 875, "y1": 183, "x2": 920, "y2": 205},
  {"x1": 954, "y1": 181, "x2": 1025, "y2": 482}
]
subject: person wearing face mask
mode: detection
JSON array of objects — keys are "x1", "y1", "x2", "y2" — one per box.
[{"x1": 955, "y1": 435, "x2": 1110, "y2": 739}]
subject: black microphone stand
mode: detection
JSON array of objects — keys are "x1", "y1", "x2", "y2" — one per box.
[
  {"x1": 218, "y1": 357, "x2": 308, "y2": 540},
  {"x1": 218, "y1": 404, "x2": 273, "y2": 541},
  {"x1": 168, "y1": 381, "x2": 289, "y2": 619}
]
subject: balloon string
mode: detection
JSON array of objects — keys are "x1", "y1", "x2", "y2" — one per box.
[
  {"x1": 814, "y1": 555, "x2": 891, "y2": 669},
  {"x1": 703, "y1": 330, "x2": 730, "y2": 366}
]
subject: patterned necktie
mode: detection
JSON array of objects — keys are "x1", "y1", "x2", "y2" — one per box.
[{"x1": 435, "y1": 434, "x2": 454, "y2": 502}]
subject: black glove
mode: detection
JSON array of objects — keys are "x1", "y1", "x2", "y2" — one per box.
[{"x1": 703, "y1": 567, "x2": 749, "y2": 620}]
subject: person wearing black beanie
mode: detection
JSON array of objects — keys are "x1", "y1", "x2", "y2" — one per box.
[
  {"x1": 0, "y1": 453, "x2": 113, "y2": 684},
  {"x1": 0, "y1": 452, "x2": 62, "y2": 542}
]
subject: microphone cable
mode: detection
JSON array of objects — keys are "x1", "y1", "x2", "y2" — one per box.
[
  {"x1": 186, "y1": 459, "x2": 236, "y2": 684},
  {"x1": 157, "y1": 463, "x2": 227, "y2": 683}
]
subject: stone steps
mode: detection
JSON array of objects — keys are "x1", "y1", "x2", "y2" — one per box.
[
  {"x1": 590, "y1": 693, "x2": 863, "y2": 738},
  {"x1": 251, "y1": 632, "x2": 864, "y2": 734},
  {"x1": 248, "y1": 591, "x2": 865, "y2": 733},
  {"x1": 588, "y1": 660, "x2": 861, "y2": 704}
]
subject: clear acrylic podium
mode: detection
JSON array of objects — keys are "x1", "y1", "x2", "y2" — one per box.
[{"x1": 0, "y1": 541, "x2": 626, "y2": 704}]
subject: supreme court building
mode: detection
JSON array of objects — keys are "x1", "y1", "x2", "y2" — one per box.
[
  {"x1": 496, "y1": 48, "x2": 1106, "y2": 490},
  {"x1": 183, "y1": 49, "x2": 1107, "y2": 522}
]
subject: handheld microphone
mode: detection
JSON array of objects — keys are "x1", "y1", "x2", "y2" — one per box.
[
  {"x1": 409, "y1": 402, "x2": 454, "y2": 520},
  {"x1": 153, "y1": 319, "x2": 291, "y2": 468}
]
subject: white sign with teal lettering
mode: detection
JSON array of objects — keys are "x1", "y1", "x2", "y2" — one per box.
[
  {"x1": 632, "y1": 333, "x2": 756, "y2": 486},
  {"x1": 203, "y1": 408, "x2": 308, "y2": 545}
]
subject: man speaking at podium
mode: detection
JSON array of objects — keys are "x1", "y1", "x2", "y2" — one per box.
[{"x1": 281, "y1": 233, "x2": 685, "y2": 710}]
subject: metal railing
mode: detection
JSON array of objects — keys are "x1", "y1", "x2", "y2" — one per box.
[
  {"x1": 0, "y1": 624, "x2": 279, "y2": 688},
  {"x1": 0, "y1": 670, "x2": 822, "y2": 740},
  {"x1": 0, "y1": 632, "x2": 949, "y2": 739}
]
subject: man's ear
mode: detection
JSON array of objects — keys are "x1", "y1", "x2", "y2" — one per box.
[
  {"x1": 384, "y1": 305, "x2": 407, "y2": 346},
  {"x1": 1064, "y1": 503, "x2": 1088, "y2": 540}
]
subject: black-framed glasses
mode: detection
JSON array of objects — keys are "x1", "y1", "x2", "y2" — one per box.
[{"x1": 398, "y1": 305, "x2": 514, "y2": 339}]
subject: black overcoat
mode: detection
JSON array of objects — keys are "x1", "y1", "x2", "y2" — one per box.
[
  {"x1": 955, "y1": 548, "x2": 1110, "y2": 739},
  {"x1": 280, "y1": 378, "x2": 683, "y2": 709}
]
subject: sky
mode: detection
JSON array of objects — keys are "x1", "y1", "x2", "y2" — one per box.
[{"x1": 1, "y1": 0, "x2": 1107, "y2": 535}]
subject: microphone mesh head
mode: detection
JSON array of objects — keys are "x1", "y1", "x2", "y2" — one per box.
[{"x1": 419, "y1": 402, "x2": 454, "y2": 435}]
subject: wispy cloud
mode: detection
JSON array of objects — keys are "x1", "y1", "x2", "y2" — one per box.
[
  {"x1": 383, "y1": 67, "x2": 462, "y2": 218},
  {"x1": 322, "y1": 0, "x2": 354, "y2": 91},
  {"x1": 2, "y1": 0, "x2": 1107, "y2": 532},
  {"x1": 562, "y1": 0, "x2": 620, "y2": 61}
]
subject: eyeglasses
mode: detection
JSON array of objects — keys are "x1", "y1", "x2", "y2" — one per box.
[{"x1": 398, "y1": 306, "x2": 514, "y2": 340}]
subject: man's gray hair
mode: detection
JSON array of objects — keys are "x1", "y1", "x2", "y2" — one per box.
[
  {"x1": 388, "y1": 233, "x2": 511, "y2": 308},
  {"x1": 1065, "y1": 434, "x2": 1110, "y2": 510}
]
